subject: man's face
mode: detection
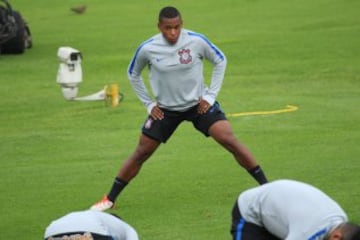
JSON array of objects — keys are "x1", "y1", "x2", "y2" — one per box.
[{"x1": 158, "y1": 16, "x2": 182, "y2": 45}]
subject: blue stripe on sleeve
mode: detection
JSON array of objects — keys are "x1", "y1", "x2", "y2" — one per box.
[
  {"x1": 235, "y1": 218, "x2": 246, "y2": 240},
  {"x1": 128, "y1": 38, "x2": 154, "y2": 75},
  {"x1": 307, "y1": 228, "x2": 327, "y2": 240},
  {"x1": 188, "y1": 31, "x2": 225, "y2": 60}
]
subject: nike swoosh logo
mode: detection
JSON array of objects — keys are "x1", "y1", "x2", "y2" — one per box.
[{"x1": 156, "y1": 57, "x2": 166, "y2": 62}]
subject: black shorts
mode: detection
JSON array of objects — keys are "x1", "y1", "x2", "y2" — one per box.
[
  {"x1": 142, "y1": 101, "x2": 227, "y2": 143},
  {"x1": 231, "y1": 202, "x2": 280, "y2": 240}
]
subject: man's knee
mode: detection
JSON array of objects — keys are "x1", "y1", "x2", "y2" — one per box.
[
  {"x1": 209, "y1": 120, "x2": 233, "y2": 137},
  {"x1": 134, "y1": 136, "x2": 160, "y2": 161}
]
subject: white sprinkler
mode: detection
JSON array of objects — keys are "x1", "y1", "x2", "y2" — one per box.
[{"x1": 56, "y1": 46, "x2": 122, "y2": 107}]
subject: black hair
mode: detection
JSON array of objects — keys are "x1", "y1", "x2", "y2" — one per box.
[
  {"x1": 158, "y1": 6, "x2": 181, "y2": 21},
  {"x1": 343, "y1": 223, "x2": 360, "y2": 240},
  {"x1": 110, "y1": 213, "x2": 123, "y2": 220}
]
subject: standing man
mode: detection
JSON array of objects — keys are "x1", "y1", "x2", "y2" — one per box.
[
  {"x1": 231, "y1": 179, "x2": 360, "y2": 240},
  {"x1": 44, "y1": 210, "x2": 139, "y2": 240},
  {"x1": 91, "y1": 6, "x2": 267, "y2": 211}
]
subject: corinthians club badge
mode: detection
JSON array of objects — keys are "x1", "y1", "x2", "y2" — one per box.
[{"x1": 178, "y1": 49, "x2": 192, "y2": 64}]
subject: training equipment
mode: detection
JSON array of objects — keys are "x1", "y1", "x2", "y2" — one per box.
[
  {"x1": 56, "y1": 46, "x2": 123, "y2": 107},
  {"x1": 227, "y1": 105, "x2": 298, "y2": 117},
  {"x1": 90, "y1": 195, "x2": 114, "y2": 211},
  {"x1": 56, "y1": 46, "x2": 82, "y2": 100}
]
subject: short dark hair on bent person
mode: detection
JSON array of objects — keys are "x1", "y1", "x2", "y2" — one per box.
[
  {"x1": 343, "y1": 222, "x2": 360, "y2": 240},
  {"x1": 158, "y1": 6, "x2": 181, "y2": 21}
]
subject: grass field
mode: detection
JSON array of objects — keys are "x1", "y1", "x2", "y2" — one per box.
[{"x1": 1, "y1": 0, "x2": 359, "y2": 239}]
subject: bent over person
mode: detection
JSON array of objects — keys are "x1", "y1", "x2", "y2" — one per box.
[
  {"x1": 231, "y1": 179, "x2": 360, "y2": 240},
  {"x1": 90, "y1": 6, "x2": 268, "y2": 211},
  {"x1": 44, "y1": 210, "x2": 139, "y2": 240}
]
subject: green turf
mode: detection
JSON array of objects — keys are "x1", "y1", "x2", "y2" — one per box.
[{"x1": 0, "y1": 0, "x2": 359, "y2": 239}]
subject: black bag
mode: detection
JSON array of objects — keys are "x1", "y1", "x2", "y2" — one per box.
[{"x1": 0, "y1": 0, "x2": 32, "y2": 54}]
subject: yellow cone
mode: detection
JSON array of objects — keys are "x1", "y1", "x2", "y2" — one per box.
[
  {"x1": 105, "y1": 83, "x2": 120, "y2": 107},
  {"x1": 111, "y1": 84, "x2": 119, "y2": 107}
]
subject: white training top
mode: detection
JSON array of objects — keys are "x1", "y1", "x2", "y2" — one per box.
[
  {"x1": 238, "y1": 179, "x2": 348, "y2": 240},
  {"x1": 127, "y1": 28, "x2": 227, "y2": 113},
  {"x1": 44, "y1": 210, "x2": 139, "y2": 240}
]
